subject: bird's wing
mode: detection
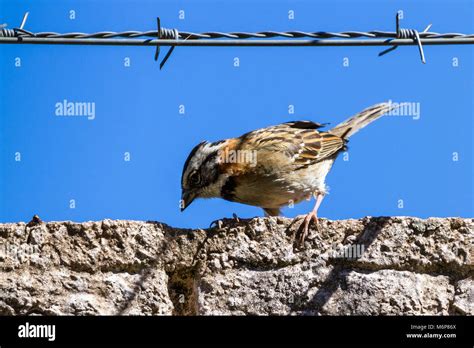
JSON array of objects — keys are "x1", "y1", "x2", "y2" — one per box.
[{"x1": 235, "y1": 121, "x2": 345, "y2": 171}]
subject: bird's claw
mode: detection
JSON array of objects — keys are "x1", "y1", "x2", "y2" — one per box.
[
  {"x1": 209, "y1": 219, "x2": 224, "y2": 229},
  {"x1": 232, "y1": 213, "x2": 240, "y2": 222},
  {"x1": 292, "y1": 212, "x2": 319, "y2": 249},
  {"x1": 209, "y1": 213, "x2": 240, "y2": 229}
]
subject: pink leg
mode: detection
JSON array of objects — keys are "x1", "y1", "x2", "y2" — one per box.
[{"x1": 298, "y1": 193, "x2": 325, "y2": 247}]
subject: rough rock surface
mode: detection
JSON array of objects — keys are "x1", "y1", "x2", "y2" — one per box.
[{"x1": 0, "y1": 216, "x2": 472, "y2": 315}]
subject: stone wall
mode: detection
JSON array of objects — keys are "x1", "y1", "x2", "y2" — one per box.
[{"x1": 0, "y1": 216, "x2": 472, "y2": 315}]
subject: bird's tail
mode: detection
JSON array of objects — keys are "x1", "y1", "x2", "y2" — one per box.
[{"x1": 329, "y1": 102, "x2": 399, "y2": 139}]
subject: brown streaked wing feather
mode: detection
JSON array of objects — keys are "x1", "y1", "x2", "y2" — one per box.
[
  {"x1": 315, "y1": 133, "x2": 345, "y2": 160},
  {"x1": 292, "y1": 131, "x2": 344, "y2": 167},
  {"x1": 237, "y1": 122, "x2": 344, "y2": 170}
]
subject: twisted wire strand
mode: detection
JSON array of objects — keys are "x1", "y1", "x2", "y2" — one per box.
[{"x1": 3, "y1": 28, "x2": 474, "y2": 40}]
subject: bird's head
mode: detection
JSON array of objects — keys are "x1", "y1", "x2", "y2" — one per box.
[{"x1": 180, "y1": 140, "x2": 227, "y2": 212}]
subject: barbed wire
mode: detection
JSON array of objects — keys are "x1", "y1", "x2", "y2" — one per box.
[
  {"x1": 1, "y1": 12, "x2": 473, "y2": 69},
  {"x1": 5, "y1": 27, "x2": 474, "y2": 40}
]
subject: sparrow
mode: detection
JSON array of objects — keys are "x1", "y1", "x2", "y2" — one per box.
[{"x1": 181, "y1": 102, "x2": 398, "y2": 245}]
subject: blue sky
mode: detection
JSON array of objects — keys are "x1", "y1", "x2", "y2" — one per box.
[{"x1": 0, "y1": 0, "x2": 472, "y2": 228}]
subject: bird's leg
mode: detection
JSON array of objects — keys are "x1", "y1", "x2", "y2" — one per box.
[
  {"x1": 263, "y1": 208, "x2": 281, "y2": 217},
  {"x1": 297, "y1": 193, "x2": 325, "y2": 247}
]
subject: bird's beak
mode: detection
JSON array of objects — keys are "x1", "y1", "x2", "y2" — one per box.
[{"x1": 180, "y1": 189, "x2": 196, "y2": 212}]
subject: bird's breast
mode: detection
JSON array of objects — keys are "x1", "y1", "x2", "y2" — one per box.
[{"x1": 221, "y1": 159, "x2": 335, "y2": 209}]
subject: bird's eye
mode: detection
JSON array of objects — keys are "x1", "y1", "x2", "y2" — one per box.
[{"x1": 188, "y1": 171, "x2": 201, "y2": 186}]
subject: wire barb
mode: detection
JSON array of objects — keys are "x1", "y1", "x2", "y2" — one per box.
[
  {"x1": 154, "y1": 17, "x2": 161, "y2": 61},
  {"x1": 19, "y1": 12, "x2": 29, "y2": 30},
  {"x1": 153, "y1": 17, "x2": 178, "y2": 69},
  {"x1": 0, "y1": 11, "x2": 34, "y2": 39},
  {"x1": 379, "y1": 12, "x2": 431, "y2": 63}
]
